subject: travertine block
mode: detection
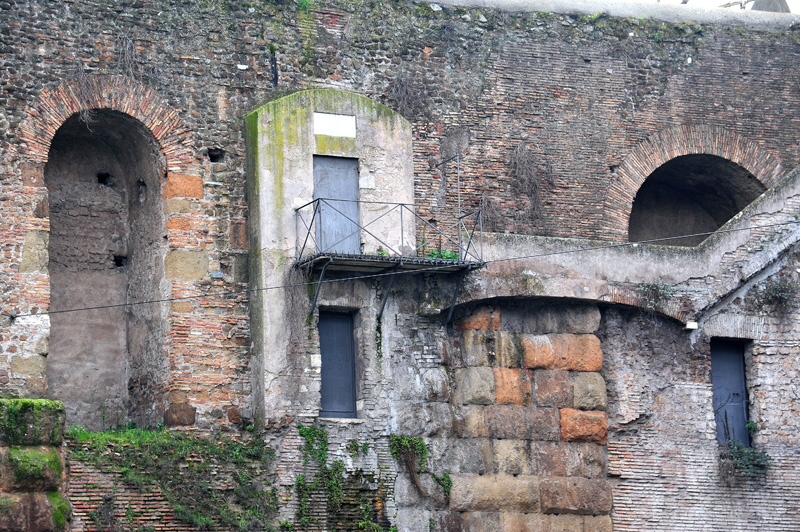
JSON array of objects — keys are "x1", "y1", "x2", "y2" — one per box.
[
  {"x1": 450, "y1": 474, "x2": 540, "y2": 512},
  {"x1": 494, "y1": 368, "x2": 532, "y2": 405},
  {"x1": 453, "y1": 368, "x2": 495, "y2": 405},
  {"x1": 539, "y1": 477, "x2": 613, "y2": 515},
  {"x1": 573, "y1": 372, "x2": 607, "y2": 411},
  {"x1": 560, "y1": 408, "x2": 608, "y2": 444}
]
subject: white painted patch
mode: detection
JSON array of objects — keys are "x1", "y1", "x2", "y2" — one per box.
[{"x1": 314, "y1": 112, "x2": 356, "y2": 138}]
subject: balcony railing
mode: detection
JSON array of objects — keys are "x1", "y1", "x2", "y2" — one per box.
[{"x1": 294, "y1": 198, "x2": 483, "y2": 267}]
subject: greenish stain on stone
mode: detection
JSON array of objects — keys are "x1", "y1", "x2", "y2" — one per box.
[
  {"x1": 8, "y1": 446, "x2": 62, "y2": 482},
  {"x1": 315, "y1": 134, "x2": 357, "y2": 155},
  {"x1": 0, "y1": 399, "x2": 65, "y2": 446},
  {"x1": 47, "y1": 491, "x2": 70, "y2": 532}
]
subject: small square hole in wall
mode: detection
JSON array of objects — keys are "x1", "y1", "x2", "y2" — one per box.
[
  {"x1": 113, "y1": 255, "x2": 128, "y2": 268},
  {"x1": 208, "y1": 148, "x2": 225, "y2": 162},
  {"x1": 97, "y1": 172, "x2": 112, "y2": 186}
]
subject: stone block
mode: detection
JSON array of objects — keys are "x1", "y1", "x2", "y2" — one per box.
[
  {"x1": 502, "y1": 304, "x2": 600, "y2": 334},
  {"x1": 461, "y1": 330, "x2": 493, "y2": 366},
  {"x1": 521, "y1": 334, "x2": 555, "y2": 369},
  {"x1": 494, "y1": 439, "x2": 531, "y2": 476},
  {"x1": 560, "y1": 409, "x2": 607, "y2": 444},
  {"x1": 163, "y1": 173, "x2": 204, "y2": 199},
  {"x1": 453, "y1": 368, "x2": 495, "y2": 405},
  {"x1": 437, "y1": 511, "x2": 465, "y2": 532},
  {"x1": 530, "y1": 441, "x2": 569, "y2": 477},
  {"x1": 20, "y1": 161, "x2": 45, "y2": 187},
  {"x1": 10, "y1": 355, "x2": 47, "y2": 378},
  {"x1": 494, "y1": 368, "x2": 531, "y2": 405},
  {"x1": 534, "y1": 370, "x2": 573, "y2": 408},
  {"x1": 484, "y1": 405, "x2": 560, "y2": 441},
  {"x1": 573, "y1": 372, "x2": 607, "y2": 411},
  {"x1": 164, "y1": 403, "x2": 196, "y2": 427},
  {"x1": 462, "y1": 512, "x2": 503, "y2": 532},
  {"x1": 2, "y1": 446, "x2": 63, "y2": 492},
  {"x1": 550, "y1": 514, "x2": 587, "y2": 532},
  {"x1": 456, "y1": 307, "x2": 500, "y2": 331},
  {"x1": 0, "y1": 492, "x2": 68, "y2": 532},
  {"x1": 165, "y1": 249, "x2": 209, "y2": 280},
  {"x1": 454, "y1": 406, "x2": 487, "y2": 438},
  {"x1": 550, "y1": 334, "x2": 602, "y2": 372},
  {"x1": 0, "y1": 400, "x2": 65, "y2": 446},
  {"x1": 230, "y1": 221, "x2": 248, "y2": 250},
  {"x1": 495, "y1": 332, "x2": 524, "y2": 368},
  {"x1": 421, "y1": 367, "x2": 451, "y2": 402},
  {"x1": 18, "y1": 230, "x2": 49, "y2": 273},
  {"x1": 450, "y1": 474, "x2": 540, "y2": 512},
  {"x1": 429, "y1": 437, "x2": 493, "y2": 475},
  {"x1": 584, "y1": 515, "x2": 613, "y2": 532},
  {"x1": 500, "y1": 512, "x2": 551, "y2": 532},
  {"x1": 565, "y1": 442, "x2": 606, "y2": 478},
  {"x1": 539, "y1": 477, "x2": 613, "y2": 515},
  {"x1": 395, "y1": 402, "x2": 454, "y2": 436}
]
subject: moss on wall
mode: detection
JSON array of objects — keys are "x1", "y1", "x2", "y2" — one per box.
[{"x1": 0, "y1": 399, "x2": 65, "y2": 446}]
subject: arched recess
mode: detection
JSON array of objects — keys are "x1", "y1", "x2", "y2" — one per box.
[
  {"x1": 603, "y1": 124, "x2": 784, "y2": 242},
  {"x1": 19, "y1": 75, "x2": 196, "y2": 429},
  {"x1": 628, "y1": 154, "x2": 766, "y2": 246}
]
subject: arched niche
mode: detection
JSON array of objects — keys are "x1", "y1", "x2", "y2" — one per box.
[
  {"x1": 628, "y1": 154, "x2": 766, "y2": 247},
  {"x1": 45, "y1": 110, "x2": 168, "y2": 429}
]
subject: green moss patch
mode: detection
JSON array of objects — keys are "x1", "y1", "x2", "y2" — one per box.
[
  {"x1": 7, "y1": 447, "x2": 62, "y2": 490},
  {"x1": 0, "y1": 399, "x2": 65, "y2": 446},
  {"x1": 47, "y1": 492, "x2": 70, "y2": 532}
]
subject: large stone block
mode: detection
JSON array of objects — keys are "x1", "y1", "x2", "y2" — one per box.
[
  {"x1": 494, "y1": 439, "x2": 531, "y2": 476},
  {"x1": 10, "y1": 355, "x2": 47, "y2": 378},
  {"x1": 0, "y1": 492, "x2": 69, "y2": 532},
  {"x1": 450, "y1": 474, "x2": 540, "y2": 512},
  {"x1": 162, "y1": 173, "x2": 204, "y2": 199},
  {"x1": 1, "y1": 446, "x2": 63, "y2": 492},
  {"x1": 502, "y1": 304, "x2": 601, "y2": 334},
  {"x1": 500, "y1": 512, "x2": 552, "y2": 532},
  {"x1": 521, "y1": 334, "x2": 555, "y2": 369},
  {"x1": 461, "y1": 512, "x2": 503, "y2": 532},
  {"x1": 0, "y1": 400, "x2": 65, "y2": 446},
  {"x1": 395, "y1": 402, "x2": 455, "y2": 436},
  {"x1": 429, "y1": 437, "x2": 493, "y2": 475},
  {"x1": 494, "y1": 368, "x2": 531, "y2": 405},
  {"x1": 550, "y1": 334, "x2": 603, "y2": 372},
  {"x1": 461, "y1": 330, "x2": 493, "y2": 366},
  {"x1": 495, "y1": 332, "x2": 524, "y2": 368},
  {"x1": 453, "y1": 368, "x2": 495, "y2": 405},
  {"x1": 453, "y1": 406, "x2": 488, "y2": 438},
  {"x1": 164, "y1": 403, "x2": 196, "y2": 427},
  {"x1": 583, "y1": 515, "x2": 613, "y2": 532},
  {"x1": 549, "y1": 514, "x2": 587, "y2": 532},
  {"x1": 165, "y1": 249, "x2": 209, "y2": 280},
  {"x1": 531, "y1": 441, "x2": 605, "y2": 479},
  {"x1": 533, "y1": 370, "x2": 573, "y2": 408},
  {"x1": 560, "y1": 409, "x2": 608, "y2": 444},
  {"x1": 18, "y1": 230, "x2": 49, "y2": 273},
  {"x1": 484, "y1": 405, "x2": 560, "y2": 441},
  {"x1": 573, "y1": 372, "x2": 607, "y2": 411},
  {"x1": 539, "y1": 477, "x2": 613, "y2": 515},
  {"x1": 456, "y1": 307, "x2": 501, "y2": 331}
]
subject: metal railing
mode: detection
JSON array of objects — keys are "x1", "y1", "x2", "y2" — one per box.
[{"x1": 295, "y1": 198, "x2": 483, "y2": 264}]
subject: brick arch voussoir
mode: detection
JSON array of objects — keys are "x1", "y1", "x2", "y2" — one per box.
[
  {"x1": 603, "y1": 124, "x2": 784, "y2": 241},
  {"x1": 18, "y1": 74, "x2": 194, "y2": 172}
]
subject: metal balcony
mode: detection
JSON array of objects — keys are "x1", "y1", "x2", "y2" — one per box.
[{"x1": 294, "y1": 198, "x2": 484, "y2": 273}]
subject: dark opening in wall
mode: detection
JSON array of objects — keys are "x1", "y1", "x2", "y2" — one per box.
[
  {"x1": 45, "y1": 109, "x2": 168, "y2": 430},
  {"x1": 207, "y1": 148, "x2": 225, "y2": 162},
  {"x1": 628, "y1": 154, "x2": 765, "y2": 247}
]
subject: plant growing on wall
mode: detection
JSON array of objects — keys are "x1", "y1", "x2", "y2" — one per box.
[
  {"x1": 756, "y1": 276, "x2": 800, "y2": 312},
  {"x1": 508, "y1": 144, "x2": 554, "y2": 222},
  {"x1": 719, "y1": 440, "x2": 772, "y2": 483}
]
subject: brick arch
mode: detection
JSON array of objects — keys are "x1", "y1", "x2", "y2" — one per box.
[
  {"x1": 18, "y1": 74, "x2": 193, "y2": 171},
  {"x1": 603, "y1": 124, "x2": 784, "y2": 241}
]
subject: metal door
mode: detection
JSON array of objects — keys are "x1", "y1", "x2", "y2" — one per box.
[
  {"x1": 313, "y1": 155, "x2": 360, "y2": 254},
  {"x1": 710, "y1": 338, "x2": 750, "y2": 445},
  {"x1": 319, "y1": 312, "x2": 357, "y2": 418}
]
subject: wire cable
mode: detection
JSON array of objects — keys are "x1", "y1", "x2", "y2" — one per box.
[{"x1": 4, "y1": 218, "x2": 798, "y2": 319}]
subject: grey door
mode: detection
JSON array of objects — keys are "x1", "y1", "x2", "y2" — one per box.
[
  {"x1": 313, "y1": 155, "x2": 360, "y2": 254},
  {"x1": 319, "y1": 312, "x2": 357, "y2": 418},
  {"x1": 711, "y1": 338, "x2": 750, "y2": 445}
]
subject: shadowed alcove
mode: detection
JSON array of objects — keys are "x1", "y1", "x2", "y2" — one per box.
[
  {"x1": 628, "y1": 154, "x2": 766, "y2": 247},
  {"x1": 45, "y1": 110, "x2": 168, "y2": 429}
]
